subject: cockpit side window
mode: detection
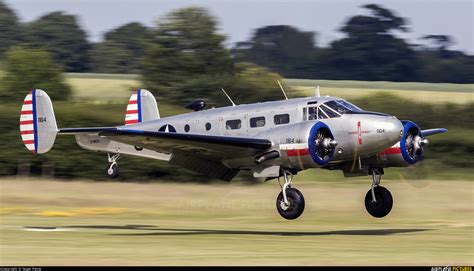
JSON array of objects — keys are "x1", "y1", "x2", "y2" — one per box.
[{"x1": 308, "y1": 106, "x2": 318, "y2": 120}]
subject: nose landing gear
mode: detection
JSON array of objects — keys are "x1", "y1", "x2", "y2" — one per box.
[
  {"x1": 276, "y1": 170, "x2": 305, "y2": 220},
  {"x1": 365, "y1": 168, "x2": 393, "y2": 218}
]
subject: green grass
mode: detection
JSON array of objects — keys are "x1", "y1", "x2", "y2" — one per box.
[{"x1": 0, "y1": 178, "x2": 472, "y2": 265}]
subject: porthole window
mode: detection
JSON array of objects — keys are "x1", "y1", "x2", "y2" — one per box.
[
  {"x1": 184, "y1": 124, "x2": 190, "y2": 132},
  {"x1": 205, "y1": 122, "x2": 211, "y2": 131}
]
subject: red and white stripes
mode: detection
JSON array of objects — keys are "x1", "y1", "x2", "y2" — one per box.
[
  {"x1": 125, "y1": 89, "x2": 141, "y2": 125},
  {"x1": 20, "y1": 90, "x2": 36, "y2": 153}
]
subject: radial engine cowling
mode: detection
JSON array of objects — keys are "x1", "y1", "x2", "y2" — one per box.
[
  {"x1": 378, "y1": 120, "x2": 428, "y2": 167},
  {"x1": 308, "y1": 122, "x2": 338, "y2": 166}
]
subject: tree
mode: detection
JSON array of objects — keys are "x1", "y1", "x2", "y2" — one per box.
[
  {"x1": 90, "y1": 22, "x2": 151, "y2": 73},
  {"x1": 141, "y1": 7, "x2": 233, "y2": 104},
  {"x1": 0, "y1": 46, "x2": 71, "y2": 100},
  {"x1": 234, "y1": 25, "x2": 316, "y2": 76},
  {"x1": 0, "y1": 0, "x2": 21, "y2": 57},
  {"x1": 24, "y1": 11, "x2": 90, "y2": 72},
  {"x1": 322, "y1": 4, "x2": 419, "y2": 81}
]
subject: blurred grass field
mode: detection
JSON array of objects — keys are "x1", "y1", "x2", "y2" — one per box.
[{"x1": 0, "y1": 178, "x2": 472, "y2": 265}]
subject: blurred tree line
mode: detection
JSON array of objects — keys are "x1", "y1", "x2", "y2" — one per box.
[
  {"x1": 1, "y1": 1, "x2": 473, "y2": 87},
  {"x1": 0, "y1": 1, "x2": 472, "y2": 181}
]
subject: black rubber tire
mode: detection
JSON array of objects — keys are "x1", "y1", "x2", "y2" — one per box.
[
  {"x1": 106, "y1": 164, "x2": 119, "y2": 178},
  {"x1": 276, "y1": 188, "x2": 305, "y2": 220},
  {"x1": 365, "y1": 186, "x2": 393, "y2": 218}
]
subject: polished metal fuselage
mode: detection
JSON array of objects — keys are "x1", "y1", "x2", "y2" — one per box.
[{"x1": 117, "y1": 96, "x2": 404, "y2": 173}]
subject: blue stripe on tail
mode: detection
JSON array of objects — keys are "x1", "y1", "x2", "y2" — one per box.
[{"x1": 32, "y1": 89, "x2": 38, "y2": 154}]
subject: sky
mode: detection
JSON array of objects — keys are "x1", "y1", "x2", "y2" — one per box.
[{"x1": 6, "y1": 0, "x2": 474, "y2": 54}]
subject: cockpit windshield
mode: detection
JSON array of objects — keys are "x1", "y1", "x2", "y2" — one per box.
[
  {"x1": 304, "y1": 99, "x2": 364, "y2": 121},
  {"x1": 322, "y1": 100, "x2": 363, "y2": 115}
]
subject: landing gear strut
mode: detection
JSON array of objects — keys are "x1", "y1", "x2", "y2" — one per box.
[
  {"x1": 106, "y1": 153, "x2": 120, "y2": 178},
  {"x1": 365, "y1": 168, "x2": 393, "y2": 218},
  {"x1": 276, "y1": 170, "x2": 305, "y2": 220}
]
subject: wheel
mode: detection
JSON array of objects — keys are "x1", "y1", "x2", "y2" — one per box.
[
  {"x1": 106, "y1": 163, "x2": 119, "y2": 178},
  {"x1": 276, "y1": 188, "x2": 305, "y2": 220},
  {"x1": 365, "y1": 186, "x2": 393, "y2": 218}
]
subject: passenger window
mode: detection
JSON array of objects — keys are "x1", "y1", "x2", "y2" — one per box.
[
  {"x1": 308, "y1": 106, "x2": 318, "y2": 120},
  {"x1": 274, "y1": 114, "x2": 290, "y2": 125},
  {"x1": 226, "y1": 119, "x2": 241, "y2": 130},
  {"x1": 250, "y1": 117, "x2": 265, "y2": 128}
]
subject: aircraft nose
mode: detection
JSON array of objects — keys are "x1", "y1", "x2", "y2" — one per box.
[{"x1": 384, "y1": 116, "x2": 404, "y2": 143}]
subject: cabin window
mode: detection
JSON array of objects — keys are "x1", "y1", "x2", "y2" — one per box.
[
  {"x1": 205, "y1": 122, "x2": 212, "y2": 131},
  {"x1": 184, "y1": 124, "x2": 190, "y2": 132},
  {"x1": 250, "y1": 117, "x2": 266, "y2": 128},
  {"x1": 226, "y1": 119, "x2": 241, "y2": 130},
  {"x1": 274, "y1": 114, "x2": 290, "y2": 125}
]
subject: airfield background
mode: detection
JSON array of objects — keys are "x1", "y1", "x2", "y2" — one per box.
[
  {"x1": 0, "y1": 0, "x2": 473, "y2": 266},
  {"x1": 0, "y1": 1, "x2": 472, "y2": 181}
]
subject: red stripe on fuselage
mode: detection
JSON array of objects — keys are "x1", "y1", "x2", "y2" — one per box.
[
  {"x1": 23, "y1": 100, "x2": 33, "y2": 105},
  {"x1": 128, "y1": 100, "x2": 137, "y2": 104},
  {"x1": 126, "y1": 110, "x2": 138, "y2": 114},
  {"x1": 23, "y1": 140, "x2": 35, "y2": 144},
  {"x1": 20, "y1": 110, "x2": 33, "y2": 115},
  {"x1": 379, "y1": 147, "x2": 401, "y2": 155},
  {"x1": 287, "y1": 148, "x2": 310, "y2": 157},
  {"x1": 20, "y1": 130, "x2": 34, "y2": 135}
]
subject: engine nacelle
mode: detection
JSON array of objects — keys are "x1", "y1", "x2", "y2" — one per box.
[
  {"x1": 254, "y1": 121, "x2": 338, "y2": 170},
  {"x1": 377, "y1": 120, "x2": 426, "y2": 167}
]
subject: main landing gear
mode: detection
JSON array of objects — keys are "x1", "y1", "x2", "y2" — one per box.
[
  {"x1": 106, "y1": 153, "x2": 120, "y2": 178},
  {"x1": 365, "y1": 168, "x2": 393, "y2": 218},
  {"x1": 276, "y1": 170, "x2": 305, "y2": 220}
]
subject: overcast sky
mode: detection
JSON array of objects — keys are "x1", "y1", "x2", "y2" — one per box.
[{"x1": 6, "y1": 0, "x2": 474, "y2": 54}]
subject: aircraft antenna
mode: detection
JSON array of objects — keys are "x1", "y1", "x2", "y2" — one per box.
[
  {"x1": 221, "y1": 88, "x2": 236, "y2": 107},
  {"x1": 315, "y1": 86, "x2": 321, "y2": 98},
  {"x1": 277, "y1": 80, "x2": 288, "y2": 100}
]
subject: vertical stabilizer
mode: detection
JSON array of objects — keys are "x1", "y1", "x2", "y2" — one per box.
[
  {"x1": 125, "y1": 89, "x2": 160, "y2": 125},
  {"x1": 19, "y1": 89, "x2": 58, "y2": 154}
]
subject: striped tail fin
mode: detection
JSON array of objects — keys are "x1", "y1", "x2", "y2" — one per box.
[
  {"x1": 20, "y1": 89, "x2": 58, "y2": 154},
  {"x1": 125, "y1": 89, "x2": 160, "y2": 125}
]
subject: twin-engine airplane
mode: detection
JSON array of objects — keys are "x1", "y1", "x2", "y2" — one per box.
[{"x1": 20, "y1": 88, "x2": 447, "y2": 220}]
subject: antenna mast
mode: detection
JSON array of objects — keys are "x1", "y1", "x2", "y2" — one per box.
[
  {"x1": 277, "y1": 80, "x2": 289, "y2": 100},
  {"x1": 315, "y1": 86, "x2": 320, "y2": 97},
  {"x1": 221, "y1": 88, "x2": 236, "y2": 107}
]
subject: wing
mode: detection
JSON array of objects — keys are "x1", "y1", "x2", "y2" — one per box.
[
  {"x1": 60, "y1": 128, "x2": 272, "y2": 181},
  {"x1": 98, "y1": 129, "x2": 272, "y2": 159},
  {"x1": 421, "y1": 128, "x2": 448, "y2": 137}
]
